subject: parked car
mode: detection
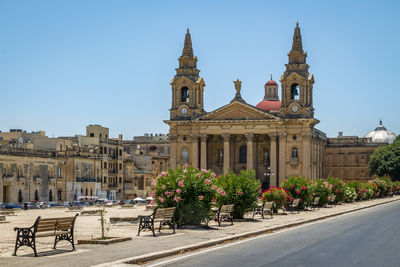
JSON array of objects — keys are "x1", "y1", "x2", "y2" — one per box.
[
  {"x1": 106, "y1": 200, "x2": 114, "y2": 206},
  {"x1": 4, "y1": 203, "x2": 23, "y2": 209},
  {"x1": 0, "y1": 202, "x2": 5, "y2": 210},
  {"x1": 124, "y1": 199, "x2": 133, "y2": 205},
  {"x1": 72, "y1": 201, "x2": 84, "y2": 207},
  {"x1": 64, "y1": 201, "x2": 71, "y2": 207},
  {"x1": 35, "y1": 202, "x2": 49, "y2": 209},
  {"x1": 48, "y1": 202, "x2": 63, "y2": 207},
  {"x1": 95, "y1": 198, "x2": 108, "y2": 205},
  {"x1": 24, "y1": 202, "x2": 38, "y2": 210}
]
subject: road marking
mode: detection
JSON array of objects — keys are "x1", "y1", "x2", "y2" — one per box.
[{"x1": 144, "y1": 202, "x2": 397, "y2": 267}]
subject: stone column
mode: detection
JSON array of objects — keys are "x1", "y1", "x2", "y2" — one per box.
[
  {"x1": 301, "y1": 133, "x2": 311, "y2": 179},
  {"x1": 278, "y1": 133, "x2": 287, "y2": 185},
  {"x1": 200, "y1": 134, "x2": 207, "y2": 170},
  {"x1": 169, "y1": 134, "x2": 178, "y2": 170},
  {"x1": 269, "y1": 134, "x2": 278, "y2": 187},
  {"x1": 190, "y1": 134, "x2": 199, "y2": 168},
  {"x1": 245, "y1": 134, "x2": 254, "y2": 170},
  {"x1": 222, "y1": 133, "x2": 230, "y2": 175}
]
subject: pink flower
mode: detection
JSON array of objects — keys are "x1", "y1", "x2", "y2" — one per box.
[
  {"x1": 174, "y1": 196, "x2": 181, "y2": 202},
  {"x1": 336, "y1": 189, "x2": 339, "y2": 193},
  {"x1": 205, "y1": 179, "x2": 211, "y2": 185},
  {"x1": 176, "y1": 188, "x2": 181, "y2": 194},
  {"x1": 178, "y1": 181, "x2": 184, "y2": 187},
  {"x1": 328, "y1": 196, "x2": 331, "y2": 200},
  {"x1": 183, "y1": 168, "x2": 188, "y2": 173},
  {"x1": 211, "y1": 172, "x2": 216, "y2": 178},
  {"x1": 221, "y1": 191, "x2": 226, "y2": 196},
  {"x1": 237, "y1": 191, "x2": 243, "y2": 195},
  {"x1": 201, "y1": 169, "x2": 207, "y2": 174},
  {"x1": 158, "y1": 196, "x2": 164, "y2": 203},
  {"x1": 211, "y1": 185, "x2": 217, "y2": 190},
  {"x1": 151, "y1": 191, "x2": 155, "y2": 198},
  {"x1": 183, "y1": 163, "x2": 188, "y2": 169},
  {"x1": 198, "y1": 195, "x2": 204, "y2": 200},
  {"x1": 150, "y1": 200, "x2": 155, "y2": 205},
  {"x1": 302, "y1": 186, "x2": 306, "y2": 190},
  {"x1": 162, "y1": 185, "x2": 166, "y2": 190},
  {"x1": 160, "y1": 171, "x2": 167, "y2": 176},
  {"x1": 296, "y1": 190, "x2": 300, "y2": 194}
]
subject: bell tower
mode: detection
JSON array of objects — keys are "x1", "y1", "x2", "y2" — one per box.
[
  {"x1": 170, "y1": 28, "x2": 205, "y2": 120},
  {"x1": 280, "y1": 23, "x2": 314, "y2": 118}
]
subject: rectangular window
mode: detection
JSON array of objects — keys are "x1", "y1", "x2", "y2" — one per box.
[
  {"x1": 119, "y1": 163, "x2": 122, "y2": 170},
  {"x1": 104, "y1": 162, "x2": 107, "y2": 168},
  {"x1": 90, "y1": 133, "x2": 94, "y2": 137},
  {"x1": 60, "y1": 144, "x2": 63, "y2": 151},
  {"x1": 58, "y1": 166, "x2": 62, "y2": 178}
]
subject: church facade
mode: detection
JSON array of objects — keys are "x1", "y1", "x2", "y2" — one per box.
[
  {"x1": 165, "y1": 24, "x2": 326, "y2": 187},
  {"x1": 165, "y1": 24, "x2": 392, "y2": 187}
]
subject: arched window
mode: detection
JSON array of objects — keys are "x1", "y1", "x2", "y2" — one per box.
[
  {"x1": 49, "y1": 190, "x2": 53, "y2": 202},
  {"x1": 181, "y1": 147, "x2": 189, "y2": 162},
  {"x1": 291, "y1": 84, "x2": 300, "y2": 100},
  {"x1": 18, "y1": 190, "x2": 23, "y2": 203},
  {"x1": 239, "y1": 145, "x2": 247, "y2": 164},
  {"x1": 146, "y1": 178, "x2": 150, "y2": 187},
  {"x1": 85, "y1": 188, "x2": 88, "y2": 196},
  {"x1": 34, "y1": 190, "x2": 39, "y2": 201},
  {"x1": 181, "y1": 87, "x2": 189, "y2": 102},
  {"x1": 291, "y1": 147, "x2": 298, "y2": 158},
  {"x1": 90, "y1": 189, "x2": 93, "y2": 196},
  {"x1": 217, "y1": 149, "x2": 223, "y2": 164}
]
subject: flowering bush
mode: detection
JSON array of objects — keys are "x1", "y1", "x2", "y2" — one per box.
[
  {"x1": 309, "y1": 179, "x2": 333, "y2": 206},
  {"x1": 215, "y1": 170, "x2": 260, "y2": 219},
  {"x1": 344, "y1": 186, "x2": 357, "y2": 202},
  {"x1": 326, "y1": 177, "x2": 346, "y2": 203},
  {"x1": 281, "y1": 176, "x2": 312, "y2": 208},
  {"x1": 371, "y1": 178, "x2": 391, "y2": 197},
  {"x1": 261, "y1": 187, "x2": 291, "y2": 209},
  {"x1": 153, "y1": 165, "x2": 216, "y2": 225}
]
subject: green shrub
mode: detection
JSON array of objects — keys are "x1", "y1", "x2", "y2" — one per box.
[
  {"x1": 344, "y1": 186, "x2": 357, "y2": 202},
  {"x1": 281, "y1": 176, "x2": 313, "y2": 208},
  {"x1": 153, "y1": 165, "x2": 216, "y2": 225},
  {"x1": 326, "y1": 177, "x2": 346, "y2": 203},
  {"x1": 261, "y1": 187, "x2": 291, "y2": 210},
  {"x1": 215, "y1": 169, "x2": 260, "y2": 219},
  {"x1": 309, "y1": 179, "x2": 333, "y2": 206}
]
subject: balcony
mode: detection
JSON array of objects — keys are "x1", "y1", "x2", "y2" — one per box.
[
  {"x1": 108, "y1": 183, "x2": 119, "y2": 189},
  {"x1": 3, "y1": 175, "x2": 15, "y2": 182},
  {"x1": 108, "y1": 170, "x2": 118, "y2": 174},
  {"x1": 76, "y1": 177, "x2": 101, "y2": 183},
  {"x1": 290, "y1": 157, "x2": 299, "y2": 166}
]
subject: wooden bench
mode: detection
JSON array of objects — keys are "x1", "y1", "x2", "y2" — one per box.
[
  {"x1": 137, "y1": 207, "x2": 176, "y2": 237},
  {"x1": 311, "y1": 196, "x2": 320, "y2": 210},
  {"x1": 253, "y1": 201, "x2": 275, "y2": 219},
  {"x1": 14, "y1": 214, "x2": 78, "y2": 256},
  {"x1": 328, "y1": 195, "x2": 336, "y2": 208},
  {"x1": 216, "y1": 204, "x2": 234, "y2": 226},
  {"x1": 286, "y1": 199, "x2": 300, "y2": 214}
]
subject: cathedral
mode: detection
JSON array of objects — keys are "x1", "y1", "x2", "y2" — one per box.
[{"x1": 165, "y1": 24, "x2": 395, "y2": 188}]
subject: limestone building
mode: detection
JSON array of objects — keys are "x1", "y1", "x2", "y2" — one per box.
[
  {"x1": 166, "y1": 24, "x2": 326, "y2": 188},
  {"x1": 165, "y1": 24, "x2": 396, "y2": 187}
]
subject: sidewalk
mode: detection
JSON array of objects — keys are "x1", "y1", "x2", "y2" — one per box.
[{"x1": 1, "y1": 196, "x2": 399, "y2": 267}]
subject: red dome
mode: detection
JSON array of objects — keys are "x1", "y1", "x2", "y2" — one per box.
[
  {"x1": 256, "y1": 100, "x2": 282, "y2": 111},
  {"x1": 265, "y1": 80, "x2": 278, "y2": 86}
]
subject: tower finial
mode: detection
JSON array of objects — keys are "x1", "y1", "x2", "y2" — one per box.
[
  {"x1": 182, "y1": 28, "x2": 194, "y2": 58},
  {"x1": 270, "y1": 74, "x2": 273, "y2": 80},
  {"x1": 380, "y1": 118, "x2": 382, "y2": 125},
  {"x1": 291, "y1": 22, "x2": 303, "y2": 52}
]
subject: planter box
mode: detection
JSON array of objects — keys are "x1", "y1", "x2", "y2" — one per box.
[
  {"x1": 77, "y1": 236, "x2": 132, "y2": 245},
  {"x1": 110, "y1": 217, "x2": 139, "y2": 224},
  {"x1": 81, "y1": 210, "x2": 101, "y2": 216}
]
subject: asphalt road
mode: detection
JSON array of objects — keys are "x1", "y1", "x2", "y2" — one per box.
[{"x1": 146, "y1": 201, "x2": 400, "y2": 267}]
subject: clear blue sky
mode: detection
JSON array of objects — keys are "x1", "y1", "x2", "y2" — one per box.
[{"x1": 0, "y1": 0, "x2": 399, "y2": 139}]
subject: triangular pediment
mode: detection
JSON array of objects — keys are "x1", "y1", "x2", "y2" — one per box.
[{"x1": 199, "y1": 101, "x2": 279, "y2": 121}]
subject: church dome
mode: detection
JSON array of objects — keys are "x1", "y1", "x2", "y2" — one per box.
[
  {"x1": 256, "y1": 100, "x2": 282, "y2": 112},
  {"x1": 265, "y1": 79, "x2": 278, "y2": 86},
  {"x1": 364, "y1": 120, "x2": 397, "y2": 144}
]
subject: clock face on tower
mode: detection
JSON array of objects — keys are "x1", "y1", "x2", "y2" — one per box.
[
  {"x1": 181, "y1": 107, "x2": 188, "y2": 115},
  {"x1": 291, "y1": 105, "x2": 299, "y2": 113}
]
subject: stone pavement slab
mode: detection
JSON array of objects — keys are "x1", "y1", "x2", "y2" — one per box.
[{"x1": 0, "y1": 196, "x2": 399, "y2": 267}]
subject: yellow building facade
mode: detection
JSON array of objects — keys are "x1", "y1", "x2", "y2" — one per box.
[{"x1": 166, "y1": 24, "x2": 326, "y2": 188}]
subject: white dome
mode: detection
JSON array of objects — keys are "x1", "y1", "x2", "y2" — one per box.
[{"x1": 364, "y1": 120, "x2": 397, "y2": 144}]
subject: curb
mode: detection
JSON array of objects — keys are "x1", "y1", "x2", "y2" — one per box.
[{"x1": 92, "y1": 197, "x2": 400, "y2": 266}]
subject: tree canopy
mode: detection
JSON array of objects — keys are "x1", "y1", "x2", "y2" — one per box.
[{"x1": 368, "y1": 135, "x2": 400, "y2": 181}]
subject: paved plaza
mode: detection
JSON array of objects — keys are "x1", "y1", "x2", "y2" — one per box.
[{"x1": 0, "y1": 197, "x2": 399, "y2": 266}]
